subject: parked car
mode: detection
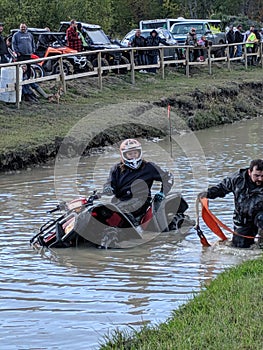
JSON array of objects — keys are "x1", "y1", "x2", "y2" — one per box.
[
  {"x1": 121, "y1": 28, "x2": 179, "y2": 60},
  {"x1": 59, "y1": 21, "x2": 129, "y2": 73},
  {"x1": 170, "y1": 21, "x2": 226, "y2": 57}
]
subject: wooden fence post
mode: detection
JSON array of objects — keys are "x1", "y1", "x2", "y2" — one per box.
[
  {"x1": 185, "y1": 47, "x2": 190, "y2": 78},
  {"x1": 244, "y1": 46, "x2": 248, "y2": 70},
  {"x1": 97, "y1": 51, "x2": 102, "y2": 90},
  {"x1": 130, "y1": 50, "x2": 135, "y2": 84},
  {"x1": 160, "y1": 48, "x2": 165, "y2": 79},
  {"x1": 59, "y1": 57, "x2": 66, "y2": 93},
  {"x1": 15, "y1": 64, "x2": 21, "y2": 109},
  {"x1": 208, "y1": 46, "x2": 212, "y2": 75}
]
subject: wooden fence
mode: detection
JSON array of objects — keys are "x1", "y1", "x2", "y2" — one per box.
[{"x1": 0, "y1": 41, "x2": 262, "y2": 109}]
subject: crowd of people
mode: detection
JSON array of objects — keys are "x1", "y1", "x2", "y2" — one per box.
[
  {"x1": 1, "y1": 19, "x2": 263, "y2": 103},
  {"x1": 126, "y1": 28, "x2": 170, "y2": 74},
  {"x1": 225, "y1": 24, "x2": 262, "y2": 65},
  {"x1": 184, "y1": 24, "x2": 263, "y2": 63}
]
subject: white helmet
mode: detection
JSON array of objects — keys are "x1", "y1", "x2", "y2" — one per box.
[{"x1": 120, "y1": 139, "x2": 142, "y2": 169}]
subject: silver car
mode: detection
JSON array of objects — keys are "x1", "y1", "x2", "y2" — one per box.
[{"x1": 121, "y1": 28, "x2": 178, "y2": 60}]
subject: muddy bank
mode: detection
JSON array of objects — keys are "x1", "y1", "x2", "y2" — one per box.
[{"x1": 1, "y1": 78, "x2": 262, "y2": 172}]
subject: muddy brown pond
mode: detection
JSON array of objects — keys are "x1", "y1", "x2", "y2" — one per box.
[{"x1": 0, "y1": 118, "x2": 262, "y2": 349}]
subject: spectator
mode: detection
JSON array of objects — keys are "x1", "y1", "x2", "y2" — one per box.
[
  {"x1": 185, "y1": 27, "x2": 199, "y2": 61},
  {"x1": 131, "y1": 29, "x2": 147, "y2": 73},
  {"x1": 226, "y1": 25, "x2": 235, "y2": 58},
  {"x1": 12, "y1": 23, "x2": 35, "y2": 79},
  {"x1": 77, "y1": 23, "x2": 88, "y2": 51},
  {"x1": 21, "y1": 65, "x2": 52, "y2": 103},
  {"x1": 197, "y1": 35, "x2": 208, "y2": 61},
  {"x1": 246, "y1": 27, "x2": 258, "y2": 66},
  {"x1": 234, "y1": 24, "x2": 244, "y2": 58},
  {"x1": 146, "y1": 29, "x2": 169, "y2": 73},
  {"x1": 0, "y1": 22, "x2": 9, "y2": 63},
  {"x1": 36, "y1": 27, "x2": 54, "y2": 54},
  {"x1": 66, "y1": 19, "x2": 82, "y2": 52}
]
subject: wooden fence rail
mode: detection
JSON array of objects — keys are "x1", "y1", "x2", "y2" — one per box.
[{"x1": 0, "y1": 42, "x2": 262, "y2": 108}]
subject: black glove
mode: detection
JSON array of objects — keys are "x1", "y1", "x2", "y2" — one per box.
[
  {"x1": 103, "y1": 185, "x2": 113, "y2": 195},
  {"x1": 154, "y1": 192, "x2": 165, "y2": 201},
  {"x1": 255, "y1": 212, "x2": 263, "y2": 229}
]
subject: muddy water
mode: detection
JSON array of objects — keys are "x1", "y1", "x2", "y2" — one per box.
[{"x1": 1, "y1": 118, "x2": 262, "y2": 349}]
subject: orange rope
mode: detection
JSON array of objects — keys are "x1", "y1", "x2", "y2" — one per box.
[{"x1": 200, "y1": 198, "x2": 256, "y2": 240}]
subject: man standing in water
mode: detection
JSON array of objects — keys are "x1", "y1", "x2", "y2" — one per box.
[{"x1": 198, "y1": 159, "x2": 263, "y2": 248}]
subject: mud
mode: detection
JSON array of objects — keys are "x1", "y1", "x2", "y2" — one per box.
[{"x1": 1, "y1": 77, "x2": 262, "y2": 172}]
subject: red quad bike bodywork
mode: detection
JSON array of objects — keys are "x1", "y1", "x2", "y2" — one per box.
[{"x1": 30, "y1": 192, "x2": 193, "y2": 249}]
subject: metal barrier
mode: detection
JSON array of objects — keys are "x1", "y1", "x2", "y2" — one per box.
[{"x1": 0, "y1": 42, "x2": 262, "y2": 108}]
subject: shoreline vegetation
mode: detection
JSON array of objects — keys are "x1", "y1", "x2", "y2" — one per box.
[
  {"x1": 1, "y1": 64, "x2": 263, "y2": 172},
  {"x1": 1, "y1": 64, "x2": 263, "y2": 349},
  {"x1": 99, "y1": 257, "x2": 263, "y2": 349}
]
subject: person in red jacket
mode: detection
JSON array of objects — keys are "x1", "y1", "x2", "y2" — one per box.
[{"x1": 66, "y1": 19, "x2": 82, "y2": 52}]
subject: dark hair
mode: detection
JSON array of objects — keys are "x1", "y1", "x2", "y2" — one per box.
[{"x1": 249, "y1": 159, "x2": 263, "y2": 171}]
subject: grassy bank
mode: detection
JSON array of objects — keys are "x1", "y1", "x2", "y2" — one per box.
[
  {"x1": 1, "y1": 64, "x2": 263, "y2": 171},
  {"x1": 100, "y1": 256, "x2": 263, "y2": 350}
]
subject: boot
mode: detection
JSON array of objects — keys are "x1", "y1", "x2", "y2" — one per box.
[{"x1": 34, "y1": 85, "x2": 53, "y2": 99}]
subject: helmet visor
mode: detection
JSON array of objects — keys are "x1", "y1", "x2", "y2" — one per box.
[{"x1": 122, "y1": 147, "x2": 142, "y2": 162}]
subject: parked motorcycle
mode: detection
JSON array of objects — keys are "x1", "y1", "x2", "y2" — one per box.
[{"x1": 30, "y1": 191, "x2": 194, "y2": 250}]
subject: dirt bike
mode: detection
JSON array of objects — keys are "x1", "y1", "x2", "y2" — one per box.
[
  {"x1": 7, "y1": 48, "x2": 45, "y2": 79},
  {"x1": 30, "y1": 191, "x2": 194, "y2": 250}
]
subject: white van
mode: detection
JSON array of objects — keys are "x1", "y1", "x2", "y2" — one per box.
[{"x1": 139, "y1": 18, "x2": 222, "y2": 32}]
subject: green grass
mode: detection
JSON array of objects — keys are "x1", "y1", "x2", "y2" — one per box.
[
  {"x1": 0, "y1": 65, "x2": 262, "y2": 154},
  {"x1": 99, "y1": 256, "x2": 263, "y2": 350}
]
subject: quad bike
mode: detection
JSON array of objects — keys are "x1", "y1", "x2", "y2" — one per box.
[
  {"x1": 30, "y1": 191, "x2": 194, "y2": 250},
  {"x1": 34, "y1": 36, "x2": 94, "y2": 76},
  {"x1": 59, "y1": 22, "x2": 130, "y2": 75}
]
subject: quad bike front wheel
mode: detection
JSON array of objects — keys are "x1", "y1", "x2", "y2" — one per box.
[
  {"x1": 92, "y1": 57, "x2": 109, "y2": 76},
  {"x1": 112, "y1": 56, "x2": 130, "y2": 75},
  {"x1": 52, "y1": 59, "x2": 74, "y2": 75},
  {"x1": 30, "y1": 64, "x2": 45, "y2": 79}
]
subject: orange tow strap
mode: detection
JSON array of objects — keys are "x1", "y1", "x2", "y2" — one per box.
[
  {"x1": 199, "y1": 198, "x2": 256, "y2": 242},
  {"x1": 200, "y1": 198, "x2": 228, "y2": 241}
]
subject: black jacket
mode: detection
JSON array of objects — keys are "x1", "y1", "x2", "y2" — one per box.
[
  {"x1": 235, "y1": 30, "x2": 244, "y2": 43},
  {"x1": 226, "y1": 30, "x2": 235, "y2": 44},
  {"x1": 207, "y1": 168, "x2": 263, "y2": 225},
  {"x1": 146, "y1": 30, "x2": 168, "y2": 56},
  {"x1": 105, "y1": 160, "x2": 174, "y2": 201},
  {"x1": 0, "y1": 34, "x2": 8, "y2": 55}
]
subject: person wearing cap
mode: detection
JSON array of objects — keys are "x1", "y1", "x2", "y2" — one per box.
[
  {"x1": 185, "y1": 27, "x2": 199, "y2": 61},
  {"x1": 0, "y1": 22, "x2": 9, "y2": 63},
  {"x1": 146, "y1": 29, "x2": 169, "y2": 73},
  {"x1": 245, "y1": 26, "x2": 258, "y2": 66}
]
